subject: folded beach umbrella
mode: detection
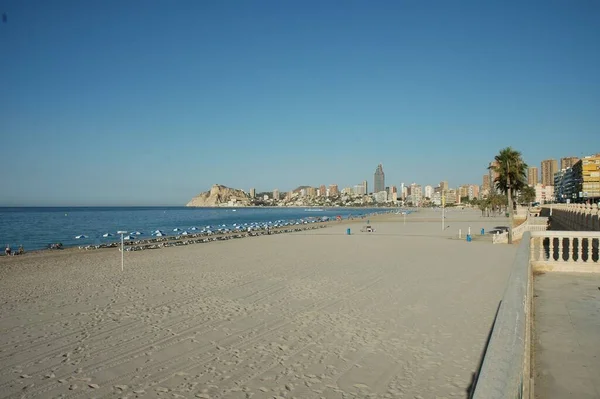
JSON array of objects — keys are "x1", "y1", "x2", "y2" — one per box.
[
  {"x1": 75, "y1": 235, "x2": 88, "y2": 239},
  {"x1": 102, "y1": 233, "x2": 113, "y2": 237}
]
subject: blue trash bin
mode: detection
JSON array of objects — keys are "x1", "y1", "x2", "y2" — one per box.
[
  {"x1": 347, "y1": 228, "x2": 351, "y2": 235},
  {"x1": 481, "y1": 228, "x2": 485, "y2": 235},
  {"x1": 466, "y1": 234, "x2": 472, "y2": 242}
]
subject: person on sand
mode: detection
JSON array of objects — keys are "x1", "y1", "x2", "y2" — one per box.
[
  {"x1": 5, "y1": 245, "x2": 10, "y2": 256},
  {"x1": 17, "y1": 245, "x2": 24, "y2": 255}
]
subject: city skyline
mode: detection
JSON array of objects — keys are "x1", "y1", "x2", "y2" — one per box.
[
  {"x1": 1, "y1": 2, "x2": 598, "y2": 206},
  {"x1": 1, "y1": 150, "x2": 596, "y2": 206}
]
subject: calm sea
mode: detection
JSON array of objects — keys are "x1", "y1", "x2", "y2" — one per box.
[{"x1": 0, "y1": 207, "x2": 394, "y2": 251}]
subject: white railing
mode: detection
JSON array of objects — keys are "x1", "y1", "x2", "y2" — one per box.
[
  {"x1": 474, "y1": 230, "x2": 599, "y2": 398},
  {"x1": 530, "y1": 231, "x2": 600, "y2": 272},
  {"x1": 493, "y1": 217, "x2": 549, "y2": 244},
  {"x1": 543, "y1": 203, "x2": 600, "y2": 231}
]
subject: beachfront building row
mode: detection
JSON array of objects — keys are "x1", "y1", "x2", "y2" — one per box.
[{"x1": 554, "y1": 154, "x2": 600, "y2": 203}]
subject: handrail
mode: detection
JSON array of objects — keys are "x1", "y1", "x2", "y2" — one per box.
[
  {"x1": 472, "y1": 232, "x2": 532, "y2": 399},
  {"x1": 531, "y1": 231, "x2": 600, "y2": 238}
]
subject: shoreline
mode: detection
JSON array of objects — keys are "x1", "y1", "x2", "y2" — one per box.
[
  {"x1": 1, "y1": 207, "x2": 405, "y2": 254},
  {"x1": 0, "y1": 212, "x2": 397, "y2": 263}
]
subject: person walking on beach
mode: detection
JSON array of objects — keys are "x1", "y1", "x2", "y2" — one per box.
[{"x1": 5, "y1": 245, "x2": 11, "y2": 256}]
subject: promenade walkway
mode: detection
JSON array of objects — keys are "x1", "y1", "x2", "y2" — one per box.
[{"x1": 534, "y1": 272, "x2": 600, "y2": 398}]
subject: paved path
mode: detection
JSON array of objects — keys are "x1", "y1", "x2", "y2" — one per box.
[
  {"x1": 534, "y1": 273, "x2": 600, "y2": 399},
  {"x1": 0, "y1": 210, "x2": 516, "y2": 398}
]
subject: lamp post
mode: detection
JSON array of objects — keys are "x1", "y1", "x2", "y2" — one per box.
[
  {"x1": 506, "y1": 160, "x2": 513, "y2": 244},
  {"x1": 117, "y1": 231, "x2": 127, "y2": 271},
  {"x1": 441, "y1": 193, "x2": 445, "y2": 230}
]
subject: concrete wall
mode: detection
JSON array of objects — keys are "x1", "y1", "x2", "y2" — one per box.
[{"x1": 473, "y1": 232, "x2": 533, "y2": 399}]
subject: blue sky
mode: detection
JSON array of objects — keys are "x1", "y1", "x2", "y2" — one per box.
[{"x1": 1, "y1": 0, "x2": 598, "y2": 205}]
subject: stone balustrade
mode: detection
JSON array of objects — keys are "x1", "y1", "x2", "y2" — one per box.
[
  {"x1": 543, "y1": 203, "x2": 600, "y2": 231},
  {"x1": 492, "y1": 216, "x2": 548, "y2": 244},
  {"x1": 473, "y1": 230, "x2": 599, "y2": 398},
  {"x1": 530, "y1": 231, "x2": 600, "y2": 272}
]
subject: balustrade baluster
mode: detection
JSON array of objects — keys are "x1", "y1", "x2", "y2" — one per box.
[
  {"x1": 549, "y1": 237, "x2": 555, "y2": 261},
  {"x1": 539, "y1": 236, "x2": 545, "y2": 261},
  {"x1": 558, "y1": 236, "x2": 564, "y2": 262},
  {"x1": 577, "y1": 237, "x2": 584, "y2": 263},
  {"x1": 568, "y1": 237, "x2": 574, "y2": 262},
  {"x1": 588, "y1": 238, "x2": 594, "y2": 262}
]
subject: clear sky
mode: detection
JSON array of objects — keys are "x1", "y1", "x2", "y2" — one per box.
[{"x1": 1, "y1": 0, "x2": 598, "y2": 206}]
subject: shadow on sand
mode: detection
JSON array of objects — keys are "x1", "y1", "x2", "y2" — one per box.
[{"x1": 465, "y1": 301, "x2": 502, "y2": 398}]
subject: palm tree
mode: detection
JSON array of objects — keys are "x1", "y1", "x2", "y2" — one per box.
[
  {"x1": 488, "y1": 147, "x2": 528, "y2": 242},
  {"x1": 518, "y1": 185, "x2": 536, "y2": 205}
]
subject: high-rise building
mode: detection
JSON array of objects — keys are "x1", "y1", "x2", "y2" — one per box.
[
  {"x1": 328, "y1": 184, "x2": 339, "y2": 196},
  {"x1": 362, "y1": 180, "x2": 368, "y2": 195},
  {"x1": 527, "y1": 167, "x2": 539, "y2": 187},
  {"x1": 578, "y1": 155, "x2": 600, "y2": 200},
  {"x1": 400, "y1": 183, "x2": 405, "y2": 199},
  {"x1": 374, "y1": 164, "x2": 385, "y2": 194},
  {"x1": 534, "y1": 184, "x2": 554, "y2": 204},
  {"x1": 439, "y1": 181, "x2": 449, "y2": 192},
  {"x1": 489, "y1": 161, "x2": 500, "y2": 193},
  {"x1": 445, "y1": 189, "x2": 457, "y2": 205},
  {"x1": 390, "y1": 186, "x2": 398, "y2": 202},
  {"x1": 409, "y1": 183, "x2": 422, "y2": 206},
  {"x1": 561, "y1": 156, "x2": 580, "y2": 170},
  {"x1": 319, "y1": 185, "x2": 327, "y2": 197},
  {"x1": 482, "y1": 175, "x2": 490, "y2": 191},
  {"x1": 469, "y1": 185, "x2": 479, "y2": 200},
  {"x1": 250, "y1": 188, "x2": 256, "y2": 198},
  {"x1": 353, "y1": 182, "x2": 367, "y2": 195},
  {"x1": 541, "y1": 159, "x2": 558, "y2": 186},
  {"x1": 272, "y1": 189, "x2": 279, "y2": 200},
  {"x1": 424, "y1": 185, "x2": 433, "y2": 199}
]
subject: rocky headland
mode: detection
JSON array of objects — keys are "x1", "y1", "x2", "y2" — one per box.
[{"x1": 186, "y1": 184, "x2": 251, "y2": 207}]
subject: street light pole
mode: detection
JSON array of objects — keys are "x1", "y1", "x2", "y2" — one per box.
[
  {"x1": 507, "y1": 161, "x2": 513, "y2": 244},
  {"x1": 117, "y1": 231, "x2": 127, "y2": 271},
  {"x1": 441, "y1": 193, "x2": 445, "y2": 230}
]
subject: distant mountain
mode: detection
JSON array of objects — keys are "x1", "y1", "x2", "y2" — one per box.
[{"x1": 186, "y1": 184, "x2": 251, "y2": 207}]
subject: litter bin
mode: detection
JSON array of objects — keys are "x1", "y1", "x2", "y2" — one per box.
[
  {"x1": 481, "y1": 228, "x2": 485, "y2": 235},
  {"x1": 466, "y1": 234, "x2": 472, "y2": 242},
  {"x1": 346, "y1": 228, "x2": 351, "y2": 235}
]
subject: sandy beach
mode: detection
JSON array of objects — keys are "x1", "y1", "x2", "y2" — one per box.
[{"x1": 0, "y1": 209, "x2": 516, "y2": 399}]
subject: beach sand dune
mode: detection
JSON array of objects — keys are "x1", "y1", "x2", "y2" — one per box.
[{"x1": 0, "y1": 209, "x2": 516, "y2": 398}]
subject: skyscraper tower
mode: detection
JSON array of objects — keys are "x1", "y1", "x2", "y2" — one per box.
[
  {"x1": 527, "y1": 167, "x2": 539, "y2": 186},
  {"x1": 374, "y1": 164, "x2": 385, "y2": 193},
  {"x1": 541, "y1": 159, "x2": 558, "y2": 186}
]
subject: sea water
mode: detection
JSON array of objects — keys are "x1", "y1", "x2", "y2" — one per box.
[{"x1": 0, "y1": 207, "x2": 397, "y2": 251}]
